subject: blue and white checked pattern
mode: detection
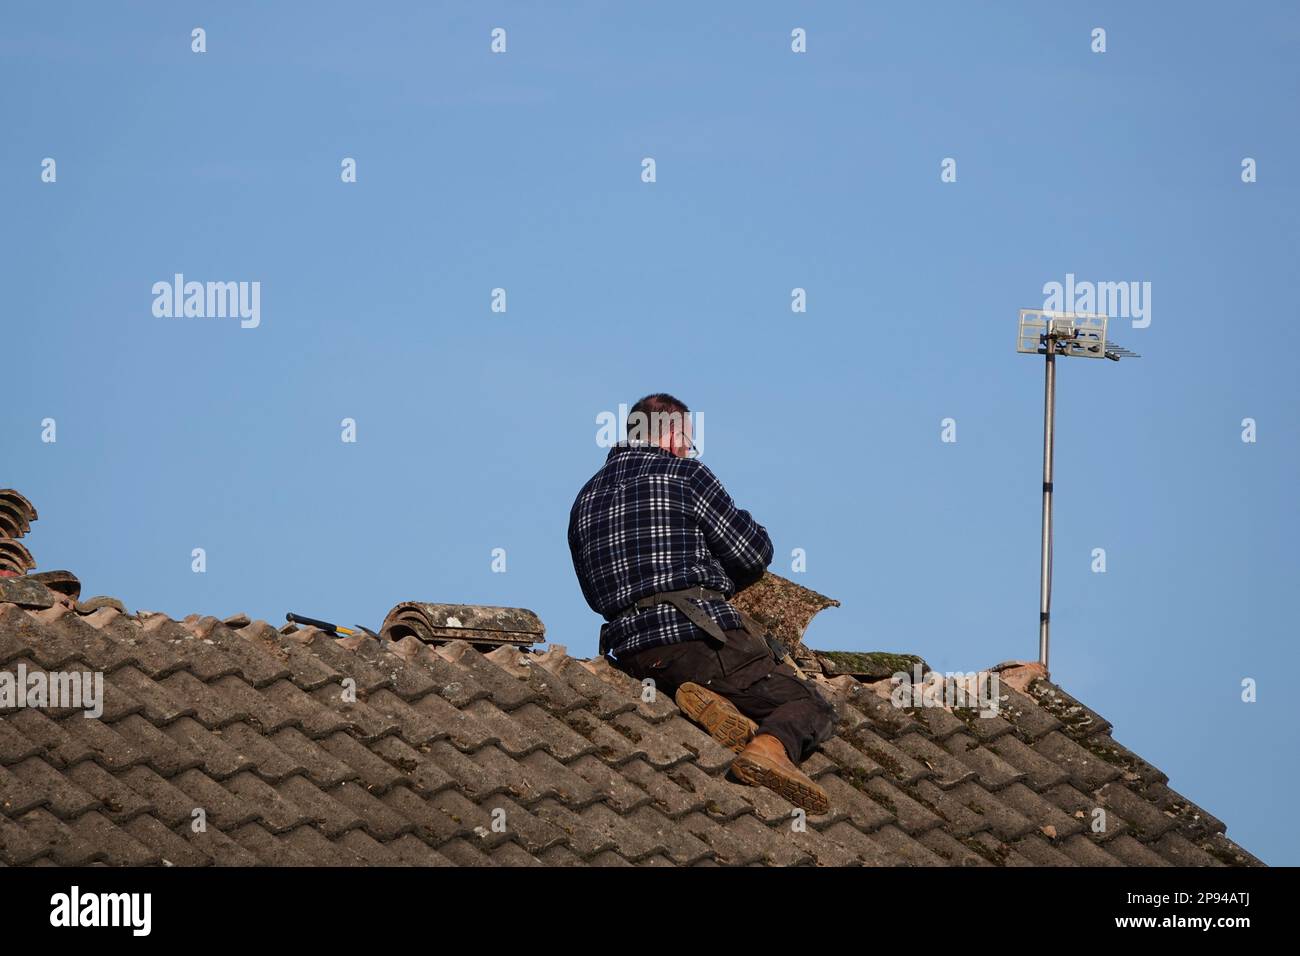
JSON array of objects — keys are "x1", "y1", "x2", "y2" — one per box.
[{"x1": 568, "y1": 443, "x2": 773, "y2": 657}]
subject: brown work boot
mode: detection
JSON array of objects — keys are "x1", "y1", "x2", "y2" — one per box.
[
  {"x1": 675, "y1": 682, "x2": 759, "y2": 753},
  {"x1": 730, "y1": 734, "x2": 829, "y2": 814}
]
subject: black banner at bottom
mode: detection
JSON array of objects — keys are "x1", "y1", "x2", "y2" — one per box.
[{"x1": 0, "y1": 864, "x2": 1285, "y2": 941}]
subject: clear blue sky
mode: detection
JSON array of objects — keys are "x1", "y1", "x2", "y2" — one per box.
[{"x1": 4, "y1": 2, "x2": 1296, "y2": 864}]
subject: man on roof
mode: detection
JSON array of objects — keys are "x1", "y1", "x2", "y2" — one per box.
[{"x1": 568, "y1": 393, "x2": 836, "y2": 813}]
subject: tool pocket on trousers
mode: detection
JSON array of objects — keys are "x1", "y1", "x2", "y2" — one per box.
[
  {"x1": 714, "y1": 631, "x2": 777, "y2": 684},
  {"x1": 634, "y1": 640, "x2": 701, "y2": 682}
]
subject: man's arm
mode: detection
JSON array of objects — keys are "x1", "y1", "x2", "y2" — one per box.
[{"x1": 689, "y1": 463, "x2": 773, "y2": 591}]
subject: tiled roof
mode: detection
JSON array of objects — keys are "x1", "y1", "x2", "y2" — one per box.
[{"x1": 0, "y1": 574, "x2": 1262, "y2": 867}]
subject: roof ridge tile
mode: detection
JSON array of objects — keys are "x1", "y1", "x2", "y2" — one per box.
[{"x1": 1026, "y1": 679, "x2": 1114, "y2": 740}]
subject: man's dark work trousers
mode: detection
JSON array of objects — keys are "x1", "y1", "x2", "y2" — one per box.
[{"x1": 612, "y1": 629, "x2": 836, "y2": 764}]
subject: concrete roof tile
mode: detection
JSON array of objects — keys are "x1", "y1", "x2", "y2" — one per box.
[
  {"x1": 159, "y1": 716, "x2": 253, "y2": 780},
  {"x1": 941, "y1": 732, "x2": 1029, "y2": 791},
  {"x1": 327, "y1": 780, "x2": 418, "y2": 842},
  {"x1": 13, "y1": 807, "x2": 102, "y2": 864},
  {"x1": 272, "y1": 773, "x2": 364, "y2": 838},
  {"x1": 366, "y1": 735, "x2": 456, "y2": 797},
  {"x1": 105, "y1": 713, "x2": 204, "y2": 777},
  {"x1": 4, "y1": 707, "x2": 95, "y2": 769},
  {"x1": 66, "y1": 810, "x2": 159, "y2": 865}
]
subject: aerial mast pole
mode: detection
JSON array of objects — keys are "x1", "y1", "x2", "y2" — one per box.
[
  {"x1": 1038, "y1": 335, "x2": 1056, "y2": 669},
  {"x1": 1016, "y1": 310, "x2": 1138, "y2": 673}
]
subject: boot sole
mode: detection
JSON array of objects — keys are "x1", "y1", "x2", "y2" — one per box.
[
  {"x1": 731, "y1": 751, "x2": 830, "y2": 815},
  {"x1": 675, "y1": 682, "x2": 758, "y2": 753}
]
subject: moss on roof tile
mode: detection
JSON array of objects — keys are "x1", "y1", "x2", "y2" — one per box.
[{"x1": 729, "y1": 572, "x2": 839, "y2": 652}]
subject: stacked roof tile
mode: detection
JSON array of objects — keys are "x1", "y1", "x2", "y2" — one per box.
[
  {"x1": 0, "y1": 490, "x2": 39, "y2": 577},
  {"x1": 0, "y1": 572, "x2": 1262, "y2": 867}
]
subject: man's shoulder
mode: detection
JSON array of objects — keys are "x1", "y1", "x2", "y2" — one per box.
[
  {"x1": 634, "y1": 455, "x2": 712, "y2": 495},
  {"x1": 672, "y1": 455, "x2": 719, "y2": 485}
]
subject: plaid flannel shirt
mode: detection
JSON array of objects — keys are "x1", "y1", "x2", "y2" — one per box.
[{"x1": 568, "y1": 443, "x2": 774, "y2": 658}]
